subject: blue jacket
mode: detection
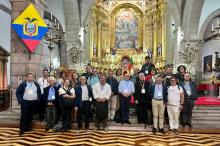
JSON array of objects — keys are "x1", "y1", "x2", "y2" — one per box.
[
  {"x1": 75, "y1": 84, "x2": 93, "y2": 107},
  {"x1": 106, "y1": 76, "x2": 119, "y2": 95},
  {"x1": 16, "y1": 81, "x2": 41, "y2": 104},
  {"x1": 149, "y1": 83, "x2": 167, "y2": 103},
  {"x1": 180, "y1": 81, "x2": 198, "y2": 100},
  {"x1": 43, "y1": 86, "x2": 59, "y2": 107}
]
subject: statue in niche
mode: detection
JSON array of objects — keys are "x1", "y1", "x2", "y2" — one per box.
[
  {"x1": 157, "y1": 44, "x2": 162, "y2": 56},
  {"x1": 147, "y1": 48, "x2": 152, "y2": 59}
]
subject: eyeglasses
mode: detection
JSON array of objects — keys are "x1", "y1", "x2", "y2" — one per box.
[{"x1": 170, "y1": 80, "x2": 176, "y2": 82}]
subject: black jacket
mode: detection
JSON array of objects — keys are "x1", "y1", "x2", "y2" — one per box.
[
  {"x1": 134, "y1": 80, "x2": 150, "y2": 103},
  {"x1": 149, "y1": 83, "x2": 167, "y2": 103},
  {"x1": 16, "y1": 81, "x2": 41, "y2": 104},
  {"x1": 140, "y1": 63, "x2": 155, "y2": 75},
  {"x1": 43, "y1": 86, "x2": 59, "y2": 107},
  {"x1": 180, "y1": 81, "x2": 198, "y2": 100},
  {"x1": 75, "y1": 84, "x2": 93, "y2": 107},
  {"x1": 106, "y1": 76, "x2": 119, "y2": 95}
]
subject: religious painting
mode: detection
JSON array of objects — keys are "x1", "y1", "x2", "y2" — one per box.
[
  {"x1": 115, "y1": 10, "x2": 138, "y2": 49},
  {"x1": 121, "y1": 56, "x2": 131, "y2": 70},
  {"x1": 204, "y1": 55, "x2": 212, "y2": 72}
]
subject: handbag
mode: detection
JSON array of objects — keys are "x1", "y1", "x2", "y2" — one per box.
[{"x1": 62, "y1": 87, "x2": 74, "y2": 107}]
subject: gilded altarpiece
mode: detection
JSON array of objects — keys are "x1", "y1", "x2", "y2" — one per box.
[{"x1": 90, "y1": 0, "x2": 166, "y2": 71}]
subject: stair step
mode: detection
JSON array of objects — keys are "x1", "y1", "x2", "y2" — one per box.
[
  {"x1": 192, "y1": 116, "x2": 220, "y2": 121},
  {"x1": 193, "y1": 106, "x2": 220, "y2": 110},
  {"x1": 192, "y1": 113, "x2": 220, "y2": 117},
  {"x1": 192, "y1": 110, "x2": 220, "y2": 113}
]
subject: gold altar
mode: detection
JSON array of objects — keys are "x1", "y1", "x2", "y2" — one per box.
[{"x1": 89, "y1": 0, "x2": 166, "y2": 72}]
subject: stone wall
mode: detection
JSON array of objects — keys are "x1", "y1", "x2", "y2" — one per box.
[{"x1": 10, "y1": 0, "x2": 47, "y2": 107}]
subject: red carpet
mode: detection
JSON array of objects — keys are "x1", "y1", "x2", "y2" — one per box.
[{"x1": 195, "y1": 96, "x2": 220, "y2": 105}]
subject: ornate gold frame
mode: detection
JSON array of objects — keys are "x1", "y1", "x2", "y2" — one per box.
[{"x1": 110, "y1": 3, "x2": 143, "y2": 54}]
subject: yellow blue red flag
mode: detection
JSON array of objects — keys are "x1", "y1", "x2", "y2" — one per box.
[{"x1": 12, "y1": 3, "x2": 48, "y2": 53}]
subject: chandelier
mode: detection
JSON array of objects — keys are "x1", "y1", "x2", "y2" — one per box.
[
  {"x1": 68, "y1": 43, "x2": 82, "y2": 63},
  {"x1": 178, "y1": 43, "x2": 198, "y2": 64},
  {"x1": 44, "y1": 13, "x2": 65, "y2": 73}
]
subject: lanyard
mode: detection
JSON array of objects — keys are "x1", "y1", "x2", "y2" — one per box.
[{"x1": 140, "y1": 81, "x2": 145, "y2": 89}]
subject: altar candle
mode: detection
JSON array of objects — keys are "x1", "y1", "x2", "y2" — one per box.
[
  {"x1": 211, "y1": 24, "x2": 214, "y2": 31},
  {"x1": 58, "y1": 23, "x2": 59, "y2": 30},
  {"x1": 217, "y1": 20, "x2": 219, "y2": 27},
  {"x1": 55, "y1": 19, "x2": 57, "y2": 25}
]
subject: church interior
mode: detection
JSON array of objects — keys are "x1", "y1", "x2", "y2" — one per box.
[{"x1": 0, "y1": 0, "x2": 220, "y2": 145}]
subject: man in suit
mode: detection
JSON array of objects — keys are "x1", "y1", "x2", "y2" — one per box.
[
  {"x1": 43, "y1": 77, "x2": 59, "y2": 131},
  {"x1": 140, "y1": 56, "x2": 155, "y2": 76},
  {"x1": 180, "y1": 73, "x2": 198, "y2": 127},
  {"x1": 75, "y1": 76, "x2": 93, "y2": 130},
  {"x1": 16, "y1": 73, "x2": 41, "y2": 136}
]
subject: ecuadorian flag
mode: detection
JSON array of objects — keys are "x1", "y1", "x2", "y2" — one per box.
[{"x1": 12, "y1": 3, "x2": 48, "y2": 53}]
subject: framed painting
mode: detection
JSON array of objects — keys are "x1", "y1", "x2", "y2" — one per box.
[{"x1": 203, "y1": 55, "x2": 212, "y2": 72}]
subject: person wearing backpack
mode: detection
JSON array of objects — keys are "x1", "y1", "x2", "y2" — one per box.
[
  {"x1": 59, "y1": 79, "x2": 76, "y2": 131},
  {"x1": 180, "y1": 73, "x2": 198, "y2": 128},
  {"x1": 167, "y1": 76, "x2": 184, "y2": 135}
]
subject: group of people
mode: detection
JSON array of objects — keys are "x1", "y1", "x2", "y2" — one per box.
[{"x1": 16, "y1": 56, "x2": 198, "y2": 136}]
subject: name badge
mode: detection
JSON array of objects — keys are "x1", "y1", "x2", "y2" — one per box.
[
  {"x1": 141, "y1": 89, "x2": 146, "y2": 93},
  {"x1": 51, "y1": 95, "x2": 55, "y2": 100},
  {"x1": 157, "y1": 92, "x2": 162, "y2": 97},
  {"x1": 89, "y1": 98, "x2": 92, "y2": 102},
  {"x1": 145, "y1": 70, "x2": 148, "y2": 74},
  {"x1": 186, "y1": 90, "x2": 191, "y2": 96},
  {"x1": 27, "y1": 89, "x2": 33, "y2": 95}
]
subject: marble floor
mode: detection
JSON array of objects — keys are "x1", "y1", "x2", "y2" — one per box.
[{"x1": 0, "y1": 127, "x2": 220, "y2": 146}]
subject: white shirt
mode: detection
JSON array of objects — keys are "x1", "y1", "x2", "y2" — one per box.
[
  {"x1": 167, "y1": 85, "x2": 183, "y2": 106},
  {"x1": 92, "y1": 82, "x2": 111, "y2": 100},
  {"x1": 81, "y1": 85, "x2": 89, "y2": 101},
  {"x1": 184, "y1": 82, "x2": 191, "y2": 96},
  {"x1": 59, "y1": 87, "x2": 75, "y2": 95},
  {"x1": 38, "y1": 77, "x2": 49, "y2": 94}
]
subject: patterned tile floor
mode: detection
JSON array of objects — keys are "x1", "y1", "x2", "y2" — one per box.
[{"x1": 0, "y1": 127, "x2": 220, "y2": 146}]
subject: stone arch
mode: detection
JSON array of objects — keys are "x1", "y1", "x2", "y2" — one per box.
[
  {"x1": 110, "y1": 3, "x2": 143, "y2": 16},
  {"x1": 166, "y1": 0, "x2": 181, "y2": 26},
  {"x1": 182, "y1": 0, "x2": 204, "y2": 39},
  {"x1": 199, "y1": 8, "x2": 220, "y2": 40}
]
